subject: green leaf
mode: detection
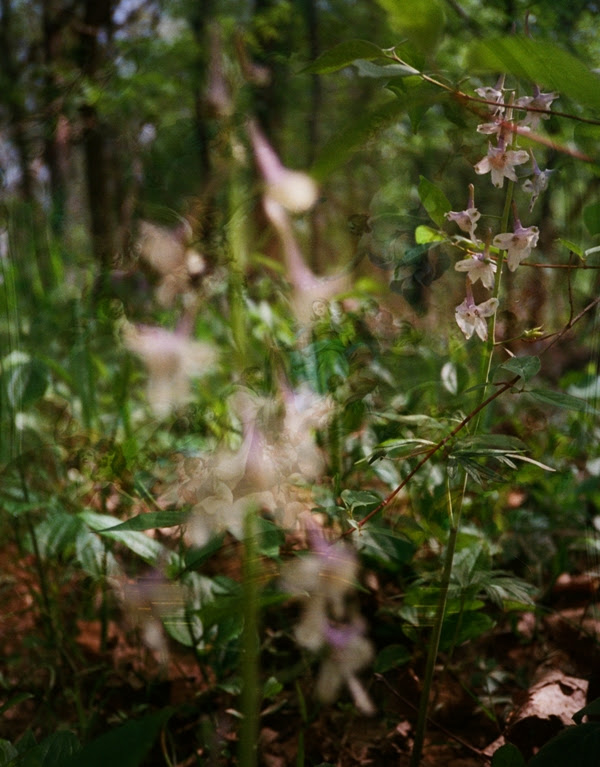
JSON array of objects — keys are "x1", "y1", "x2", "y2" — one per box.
[
  {"x1": 376, "y1": 0, "x2": 445, "y2": 55},
  {"x1": 414, "y1": 225, "x2": 446, "y2": 244},
  {"x1": 584, "y1": 203, "x2": 600, "y2": 237},
  {"x1": 418, "y1": 177, "x2": 451, "y2": 227},
  {"x1": 559, "y1": 238, "x2": 585, "y2": 258},
  {"x1": 263, "y1": 676, "x2": 283, "y2": 699},
  {"x1": 0, "y1": 740, "x2": 18, "y2": 766},
  {"x1": 491, "y1": 742, "x2": 527, "y2": 767},
  {"x1": 16, "y1": 731, "x2": 80, "y2": 767},
  {"x1": 356, "y1": 526, "x2": 415, "y2": 571},
  {"x1": 528, "y1": 722, "x2": 600, "y2": 767},
  {"x1": 374, "y1": 644, "x2": 412, "y2": 672},
  {"x1": 529, "y1": 388, "x2": 599, "y2": 414},
  {"x1": 0, "y1": 693, "x2": 33, "y2": 716},
  {"x1": 255, "y1": 517, "x2": 284, "y2": 560},
  {"x1": 81, "y1": 510, "x2": 167, "y2": 565},
  {"x1": 62, "y1": 709, "x2": 173, "y2": 767},
  {"x1": 311, "y1": 98, "x2": 408, "y2": 180},
  {"x1": 100, "y1": 511, "x2": 190, "y2": 532},
  {"x1": 302, "y1": 40, "x2": 384, "y2": 74},
  {"x1": 500, "y1": 355, "x2": 541, "y2": 381},
  {"x1": 451, "y1": 434, "x2": 528, "y2": 456},
  {"x1": 573, "y1": 697, "x2": 600, "y2": 725},
  {"x1": 466, "y1": 37, "x2": 600, "y2": 113}
]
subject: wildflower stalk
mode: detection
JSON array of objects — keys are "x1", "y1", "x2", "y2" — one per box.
[
  {"x1": 238, "y1": 506, "x2": 260, "y2": 767},
  {"x1": 409, "y1": 478, "x2": 466, "y2": 767},
  {"x1": 477, "y1": 180, "x2": 513, "y2": 406}
]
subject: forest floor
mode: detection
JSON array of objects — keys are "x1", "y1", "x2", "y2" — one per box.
[{"x1": 1, "y1": 540, "x2": 598, "y2": 767}]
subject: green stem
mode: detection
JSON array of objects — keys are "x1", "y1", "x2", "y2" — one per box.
[
  {"x1": 239, "y1": 508, "x2": 260, "y2": 767},
  {"x1": 410, "y1": 478, "x2": 465, "y2": 767}
]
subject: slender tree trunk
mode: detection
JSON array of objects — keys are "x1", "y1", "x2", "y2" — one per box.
[{"x1": 79, "y1": 0, "x2": 115, "y2": 271}]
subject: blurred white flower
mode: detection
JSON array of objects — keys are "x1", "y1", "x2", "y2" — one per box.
[
  {"x1": 455, "y1": 296, "x2": 499, "y2": 341},
  {"x1": 281, "y1": 526, "x2": 374, "y2": 714},
  {"x1": 247, "y1": 120, "x2": 318, "y2": 214},
  {"x1": 123, "y1": 323, "x2": 217, "y2": 417},
  {"x1": 159, "y1": 386, "x2": 334, "y2": 544},
  {"x1": 137, "y1": 220, "x2": 206, "y2": 307}
]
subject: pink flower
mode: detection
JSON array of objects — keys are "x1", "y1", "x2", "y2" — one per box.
[
  {"x1": 474, "y1": 142, "x2": 529, "y2": 188},
  {"x1": 455, "y1": 296, "x2": 499, "y2": 341},
  {"x1": 455, "y1": 252, "x2": 496, "y2": 289},
  {"x1": 493, "y1": 211, "x2": 539, "y2": 272},
  {"x1": 515, "y1": 86, "x2": 558, "y2": 130},
  {"x1": 445, "y1": 184, "x2": 480, "y2": 241},
  {"x1": 522, "y1": 151, "x2": 554, "y2": 211}
]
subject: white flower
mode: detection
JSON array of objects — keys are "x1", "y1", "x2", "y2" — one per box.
[
  {"x1": 123, "y1": 323, "x2": 217, "y2": 417},
  {"x1": 455, "y1": 253, "x2": 496, "y2": 289},
  {"x1": 493, "y1": 222, "x2": 539, "y2": 271},
  {"x1": 474, "y1": 143, "x2": 530, "y2": 188},
  {"x1": 455, "y1": 297, "x2": 499, "y2": 341}
]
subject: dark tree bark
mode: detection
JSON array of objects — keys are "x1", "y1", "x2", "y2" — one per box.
[{"x1": 78, "y1": 0, "x2": 116, "y2": 271}]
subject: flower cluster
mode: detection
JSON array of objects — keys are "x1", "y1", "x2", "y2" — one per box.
[
  {"x1": 450, "y1": 77, "x2": 556, "y2": 341},
  {"x1": 158, "y1": 386, "x2": 334, "y2": 544},
  {"x1": 281, "y1": 524, "x2": 375, "y2": 715}
]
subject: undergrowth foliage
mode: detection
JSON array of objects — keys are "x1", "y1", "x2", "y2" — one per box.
[{"x1": 1, "y1": 2, "x2": 600, "y2": 766}]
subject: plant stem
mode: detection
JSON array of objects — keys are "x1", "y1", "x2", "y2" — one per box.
[
  {"x1": 476, "y1": 181, "x2": 513, "y2": 408},
  {"x1": 410, "y1": 478, "x2": 465, "y2": 767},
  {"x1": 238, "y1": 508, "x2": 260, "y2": 767}
]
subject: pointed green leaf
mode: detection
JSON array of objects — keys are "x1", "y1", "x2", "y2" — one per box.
[
  {"x1": 500, "y1": 355, "x2": 541, "y2": 381},
  {"x1": 418, "y1": 177, "x2": 451, "y2": 227},
  {"x1": 302, "y1": 40, "x2": 384, "y2": 74},
  {"x1": 466, "y1": 37, "x2": 600, "y2": 113},
  {"x1": 528, "y1": 722, "x2": 600, "y2": 767},
  {"x1": 529, "y1": 388, "x2": 599, "y2": 414},
  {"x1": 491, "y1": 742, "x2": 527, "y2": 767},
  {"x1": 62, "y1": 709, "x2": 173, "y2": 767}
]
